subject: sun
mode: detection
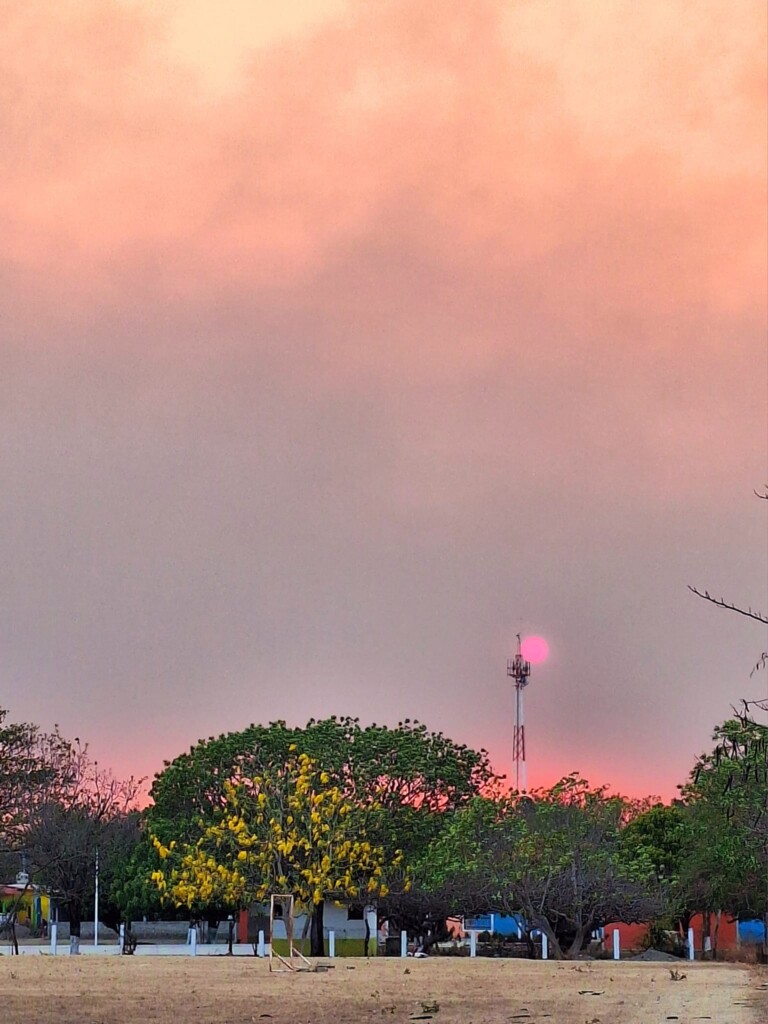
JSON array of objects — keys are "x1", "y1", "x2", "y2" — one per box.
[{"x1": 521, "y1": 635, "x2": 549, "y2": 665}]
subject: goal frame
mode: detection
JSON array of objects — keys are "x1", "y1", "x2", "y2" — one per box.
[{"x1": 268, "y1": 894, "x2": 312, "y2": 972}]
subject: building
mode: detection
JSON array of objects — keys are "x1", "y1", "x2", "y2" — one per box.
[
  {"x1": 237, "y1": 900, "x2": 378, "y2": 956},
  {"x1": 0, "y1": 881, "x2": 50, "y2": 933}
]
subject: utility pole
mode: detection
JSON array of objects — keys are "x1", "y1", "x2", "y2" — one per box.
[{"x1": 94, "y1": 848, "x2": 99, "y2": 948}]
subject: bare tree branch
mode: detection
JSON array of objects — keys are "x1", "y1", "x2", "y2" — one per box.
[{"x1": 688, "y1": 586, "x2": 768, "y2": 625}]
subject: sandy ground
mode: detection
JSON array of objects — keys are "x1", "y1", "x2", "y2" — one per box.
[{"x1": 0, "y1": 955, "x2": 765, "y2": 1024}]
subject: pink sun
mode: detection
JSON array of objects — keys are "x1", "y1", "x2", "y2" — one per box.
[{"x1": 521, "y1": 635, "x2": 549, "y2": 664}]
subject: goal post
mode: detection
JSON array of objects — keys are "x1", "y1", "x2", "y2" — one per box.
[{"x1": 268, "y1": 894, "x2": 312, "y2": 973}]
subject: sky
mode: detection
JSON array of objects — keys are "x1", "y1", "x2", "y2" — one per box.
[{"x1": 2, "y1": 0, "x2": 766, "y2": 800}]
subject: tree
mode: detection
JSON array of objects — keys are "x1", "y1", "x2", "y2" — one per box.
[
  {"x1": 420, "y1": 777, "x2": 662, "y2": 959},
  {"x1": 0, "y1": 708, "x2": 74, "y2": 850},
  {"x1": 0, "y1": 708, "x2": 81, "y2": 951},
  {"x1": 621, "y1": 802, "x2": 696, "y2": 952},
  {"x1": 26, "y1": 742, "x2": 141, "y2": 953},
  {"x1": 681, "y1": 715, "x2": 768, "y2": 960},
  {"x1": 150, "y1": 750, "x2": 398, "y2": 955},
  {"x1": 148, "y1": 717, "x2": 499, "y2": 863},
  {"x1": 147, "y1": 717, "x2": 498, "y2": 945}
]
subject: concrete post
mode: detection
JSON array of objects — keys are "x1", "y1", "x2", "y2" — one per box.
[
  {"x1": 257, "y1": 930, "x2": 265, "y2": 957},
  {"x1": 190, "y1": 928, "x2": 197, "y2": 956},
  {"x1": 400, "y1": 930, "x2": 408, "y2": 958},
  {"x1": 541, "y1": 931, "x2": 548, "y2": 960},
  {"x1": 613, "y1": 928, "x2": 620, "y2": 960},
  {"x1": 469, "y1": 931, "x2": 477, "y2": 958},
  {"x1": 329, "y1": 930, "x2": 335, "y2": 958},
  {"x1": 118, "y1": 923, "x2": 125, "y2": 954},
  {"x1": 688, "y1": 926, "x2": 695, "y2": 961},
  {"x1": 50, "y1": 923, "x2": 57, "y2": 956}
]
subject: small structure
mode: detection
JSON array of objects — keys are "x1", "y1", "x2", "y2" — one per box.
[
  {"x1": 0, "y1": 876, "x2": 50, "y2": 934},
  {"x1": 267, "y1": 895, "x2": 312, "y2": 972}
]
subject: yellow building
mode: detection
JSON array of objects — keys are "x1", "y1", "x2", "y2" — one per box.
[{"x1": 0, "y1": 883, "x2": 50, "y2": 931}]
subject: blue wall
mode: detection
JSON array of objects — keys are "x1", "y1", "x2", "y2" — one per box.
[{"x1": 738, "y1": 919, "x2": 765, "y2": 944}]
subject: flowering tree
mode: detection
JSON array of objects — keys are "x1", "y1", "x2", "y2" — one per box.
[{"x1": 151, "y1": 750, "x2": 399, "y2": 955}]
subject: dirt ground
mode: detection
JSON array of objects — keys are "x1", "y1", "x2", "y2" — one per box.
[{"x1": 0, "y1": 956, "x2": 765, "y2": 1024}]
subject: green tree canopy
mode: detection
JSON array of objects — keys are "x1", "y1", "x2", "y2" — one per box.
[
  {"x1": 680, "y1": 714, "x2": 768, "y2": 957},
  {"x1": 148, "y1": 716, "x2": 499, "y2": 864},
  {"x1": 419, "y1": 776, "x2": 663, "y2": 959}
]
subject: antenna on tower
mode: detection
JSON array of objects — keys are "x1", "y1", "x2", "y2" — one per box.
[{"x1": 507, "y1": 634, "x2": 531, "y2": 792}]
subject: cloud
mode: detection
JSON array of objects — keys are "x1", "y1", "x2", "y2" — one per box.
[{"x1": 0, "y1": 1, "x2": 765, "y2": 795}]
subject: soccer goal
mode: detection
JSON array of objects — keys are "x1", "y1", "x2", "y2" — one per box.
[{"x1": 268, "y1": 894, "x2": 312, "y2": 973}]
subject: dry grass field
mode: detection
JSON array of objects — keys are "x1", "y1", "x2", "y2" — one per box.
[{"x1": 0, "y1": 955, "x2": 765, "y2": 1024}]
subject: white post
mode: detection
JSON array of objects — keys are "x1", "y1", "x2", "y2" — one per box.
[
  {"x1": 612, "y1": 928, "x2": 620, "y2": 961},
  {"x1": 118, "y1": 923, "x2": 125, "y2": 954},
  {"x1": 400, "y1": 930, "x2": 408, "y2": 958},
  {"x1": 687, "y1": 926, "x2": 695, "y2": 961},
  {"x1": 470, "y1": 931, "x2": 477, "y2": 958},
  {"x1": 190, "y1": 928, "x2": 197, "y2": 956},
  {"x1": 94, "y1": 848, "x2": 99, "y2": 947},
  {"x1": 257, "y1": 929, "x2": 265, "y2": 957},
  {"x1": 490, "y1": 913, "x2": 495, "y2": 935},
  {"x1": 50, "y1": 923, "x2": 57, "y2": 956},
  {"x1": 329, "y1": 930, "x2": 335, "y2": 958},
  {"x1": 541, "y1": 931, "x2": 548, "y2": 960}
]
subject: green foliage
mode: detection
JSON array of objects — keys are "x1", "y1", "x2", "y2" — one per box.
[
  {"x1": 419, "y1": 776, "x2": 662, "y2": 959},
  {"x1": 0, "y1": 708, "x2": 74, "y2": 849},
  {"x1": 680, "y1": 716, "x2": 768, "y2": 927},
  {"x1": 622, "y1": 804, "x2": 690, "y2": 883},
  {"x1": 105, "y1": 830, "x2": 166, "y2": 924},
  {"x1": 148, "y1": 716, "x2": 499, "y2": 866}
]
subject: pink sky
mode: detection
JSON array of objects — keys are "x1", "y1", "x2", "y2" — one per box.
[{"x1": 2, "y1": 1, "x2": 766, "y2": 799}]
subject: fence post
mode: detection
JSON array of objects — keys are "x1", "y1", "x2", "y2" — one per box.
[
  {"x1": 257, "y1": 930, "x2": 265, "y2": 957},
  {"x1": 541, "y1": 931, "x2": 548, "y2": 960},
  {"x1": 400, "y1": 930, "x2": 408, "y2": 958},
  {"x1": 687, "y1": 926, "x2": 695, "y2": 961},
  {"x1": 190, "y1": 928, "x2": 197, "y2": 956},
  {"x1": 612, "y1": 929, "x2": 620, "y2": 960},
  {"x1": 328, "y1": 930, "x2": 335, "y2": 958},
  {"x1": 469, "y1": 931, "x2": 477, "y2": 958},
  {"x1": 50, "y1": 923, "x2": 57, "y2": 956},
  {"x1": 118, "y1": 923, "x2": 125, "y2": 954}
]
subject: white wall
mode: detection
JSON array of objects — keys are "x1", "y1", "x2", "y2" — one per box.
[{"x1": 270, "y1": 902, "x2": 376, "y2": 942}]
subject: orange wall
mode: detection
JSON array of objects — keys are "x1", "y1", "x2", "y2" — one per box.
[{"x1": 605, "y1": 914, "x2": 739, "y2": 953}]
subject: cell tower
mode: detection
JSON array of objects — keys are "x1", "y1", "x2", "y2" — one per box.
[{"x1": 507, "y1": 634, "x2": 531, "y2": 792}]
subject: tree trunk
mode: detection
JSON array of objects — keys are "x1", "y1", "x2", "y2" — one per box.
[
  {"x1": 364, "y1": 913, "x2": 371, "y2": 958},
  {"x1": 712, "y1": 910, "x2": 721, "y2": 961},
  {"x1": 123, "y1": 923, "x2": 137, "y2": 954},
  {"x1": 310, "y1": 901, "x2": 325, "y2": 957},
  {"x1": 566, "y1": 926, "x2": 588, "y2": 960},
  {"x1": 538, "y1": 919, "x2": 564, "y2": 960},
  {"x1": 70, "y1": 904, "x2": 82, "y2": 955},
  {"x1": 704, "y1": 913, "x2": 716, "y2": 958}
]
